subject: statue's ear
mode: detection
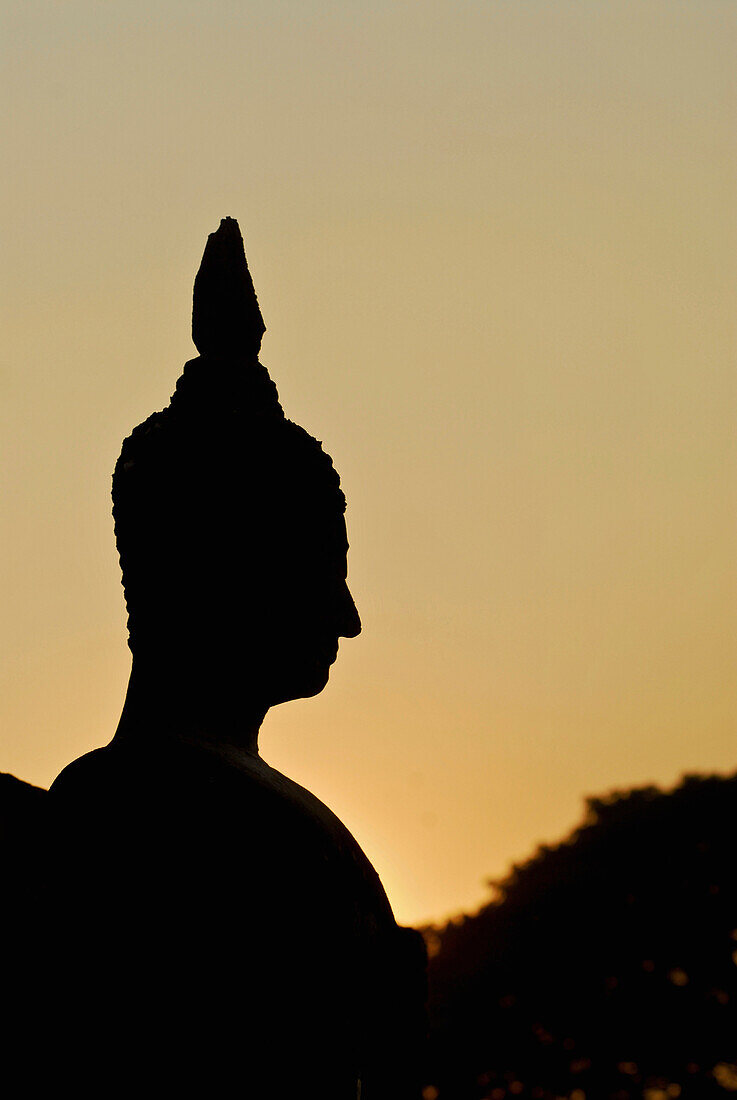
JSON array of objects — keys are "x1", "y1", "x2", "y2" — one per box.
[{"x1": 192, "y1": 217, "x2": 265, "y2": 359}]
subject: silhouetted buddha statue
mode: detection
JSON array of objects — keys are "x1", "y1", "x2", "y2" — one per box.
[{"x1": 43, "y1": 219, "x2": 425, "y2": 1098}]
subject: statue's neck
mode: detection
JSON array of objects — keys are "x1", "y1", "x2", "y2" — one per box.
[{"x1": 112, "y1": 656, "x2": 268, "y2": 760}]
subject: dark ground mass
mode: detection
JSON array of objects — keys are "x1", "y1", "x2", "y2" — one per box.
[{"x1": 4, "y1": 768, "x2": 736, "y2": 1097}]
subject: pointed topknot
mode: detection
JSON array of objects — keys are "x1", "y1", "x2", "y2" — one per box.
[{"x1": 192, "y1": 217, "x2": 266, "y2": 359}]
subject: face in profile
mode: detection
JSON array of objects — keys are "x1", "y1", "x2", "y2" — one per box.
[
  {"x1": 115, "y1": 217, "x2": 364, "y2": 720},
  {"x1": 254, "y1": 511, "x2": 362, "y2": 706},
  {"x1": 205, "y1": 507, "x2": 361, "y2": 708}
]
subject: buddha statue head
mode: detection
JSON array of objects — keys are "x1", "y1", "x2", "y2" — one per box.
[{"x1": 111, "y1": 218, "x2": 361, "y2": 712}]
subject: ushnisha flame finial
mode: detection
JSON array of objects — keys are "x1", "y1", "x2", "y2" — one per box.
[{"x1": 192, "y1": 217, "x2": 266, "y2": 359}]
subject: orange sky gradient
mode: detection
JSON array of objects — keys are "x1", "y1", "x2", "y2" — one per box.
[{"x1": 2, "y1": 1, "x2": 735, "y2": 926}]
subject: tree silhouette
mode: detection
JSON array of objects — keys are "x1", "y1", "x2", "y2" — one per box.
[{"x1": 423, "y1": 773, "x2": 737, "y2": 1100}]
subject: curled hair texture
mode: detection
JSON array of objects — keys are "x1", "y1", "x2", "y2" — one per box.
[{"x1": 112, "y1": 355, "x2": 345, "y2": 652}]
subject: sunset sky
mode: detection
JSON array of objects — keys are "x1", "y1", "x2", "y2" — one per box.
[{"x1": 2, "y1": 1, "x2": 735, "y2": 926}]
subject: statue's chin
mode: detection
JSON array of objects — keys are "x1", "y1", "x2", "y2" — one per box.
[{"x1": 268, "y1": 662, "x2": 332, "y2": 707}]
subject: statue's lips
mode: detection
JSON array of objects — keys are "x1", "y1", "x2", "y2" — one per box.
[
  {"x1": 290, "y1": 637, "x2": 339, "y2": 673},
  {"x1": 317, "y1": 638, "x2": 340, "y2": 667}
]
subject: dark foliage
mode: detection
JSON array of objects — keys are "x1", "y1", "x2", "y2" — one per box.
[{"x1": 423, "y1": 773, "x2": 737, "y2": 1100}]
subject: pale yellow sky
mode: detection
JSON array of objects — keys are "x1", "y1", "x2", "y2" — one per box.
[{"x1": 2, "y1": 1, "x2": 735, "y2": 925}]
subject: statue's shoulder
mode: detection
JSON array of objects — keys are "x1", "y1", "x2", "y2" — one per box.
[
  {"x1": 49, "y1": 743, "x2": 162, "y2": 816},
  {"x1": 47, "y1": 738, "x2": 397, "y2": 930},
  {"x1": 209, "y1": 748, "x2": 396, "y2": 914},
  {"x1": 178, "y1": 743, "x2": 399, "y2": 929},
  {"x1": 50, "y1": 746, "x2": 113, "y2": 794}
]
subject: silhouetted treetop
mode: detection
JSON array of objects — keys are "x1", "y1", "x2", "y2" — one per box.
[{"x1": 423, "y1": 772, "x2": 737, "y2": 1099}]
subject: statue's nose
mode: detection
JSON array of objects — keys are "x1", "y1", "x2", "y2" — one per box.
[{"x1": 339, "y1": 583, "x2": 361, "y2": 639}]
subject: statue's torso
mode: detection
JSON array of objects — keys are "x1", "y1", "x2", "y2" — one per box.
[{"x1": 42, "y1": 739, "x2": 423, "y2": 1098}]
